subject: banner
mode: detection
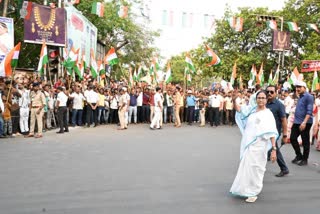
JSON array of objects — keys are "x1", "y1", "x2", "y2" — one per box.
[
  {"x1": 24, "y1": 3, "x2": 66, "y2": 46},
  {"x1": 65, "y1": 5, "x2": 97, "y2": 66},
  {"x1": 301, "y1": 60, "x2": 320, "y2": 72},
  {"x1": 0, "y1": 17, "x2": 14, "y2": 64},
  {"x1": 272, "y1": 30, "x2": 291, "y2": 51}
]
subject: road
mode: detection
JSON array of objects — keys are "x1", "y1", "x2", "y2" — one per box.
[{"x1": 0, "y1": 124, "x2": 320, "y2": 214}]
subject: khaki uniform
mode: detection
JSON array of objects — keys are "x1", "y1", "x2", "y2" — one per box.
[
  {"x1": 118, "y1": 94, "x2": 127, "y2": 129},
  {"x1": 29, "y1": 90, "x2": 46, "y2": 135},
  {"x1": 174, "y1": 92, "x2": 182, "y2": 126}
]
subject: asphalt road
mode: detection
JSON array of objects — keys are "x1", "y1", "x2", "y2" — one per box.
[{"x1": 0, "y1": 124, "x2": 320, "y2": 214}]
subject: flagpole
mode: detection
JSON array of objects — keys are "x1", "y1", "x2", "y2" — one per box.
[{"x1": 6, "y1": 68, "x2": 16, "y2": 105}]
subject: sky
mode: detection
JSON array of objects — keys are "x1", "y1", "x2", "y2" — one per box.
[{"x1": 146, "y1": 0, "x2": 287, "y2": 59}]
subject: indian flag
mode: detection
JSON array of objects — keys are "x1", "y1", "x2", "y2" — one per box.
[
  {"x1": 136, "y1": 65, "x2": 143, "y2": 81},
  {"x1": 312, "y1": 71, "x2": 318, "y2": 92},
  {"x1": 205, "y1": 44, "x2": 221, "y2": 66},
  {"x1": 165, "y1": 62, "x2": 172, "y2": 84},
  {"x1": 90, "y1": 49, "x2": 98, "y2": 79},
  {"x1": 307, "y1": 23, "x2": 319, "y2": 33},
  {"x1": 268, "y1": 71, "x2": 273, "y2": 85},
  {"x1": 187, "y1": 72, "x2": 192, "y2": 85},
  {"x1": 185, "y1": 53, "x2": 196, "y2": 74},
  {"x1": 37, "y1": 42, "x2": 49, "y2": 75},
  {"x1": 133, "y1": 68, "x2": 138, "y2": 81},
  {"x1": 256, "y1": 62, "x2": 264, "y2": 86},
  {"x1": 250, "y1": 64, "x2": 257, "y2": 81},
  {"x1": 228, "y1": 17, "x2": 236, "y2": 29},
  {"x1": 266, "y1": 20, "x2": 277, "y2": 30},
  {"x1": 288, "y1": 67, "x2": 301, "y2": 86},
  {"x1": 118, "y1": 5, "x2": 128, "y2": 18},
  {"x1": 64, "y1": 47, "x2": 79, "y2": 75},
  {"x1": 230, "y1": 61, "x2": 237, "y2": 85},
  {"x1": 104, "y1": 47, "x2": 119, "y2": 66},
  {"x1": 140, "y1": 72, "x2": 151, "y2": 85},
  {"x1": 235, "y1": 17, "x2": 244, "y2": 32},
  {"x1": 0, "y1": 42, "x2": 21, "y2": 77},
  {"x1": 150, "y1": 57, "x2": 160, "y2": 75},
  {"x1": 272, "y1": 65, "x2": 280, "y2": 85},
  {"x1": 91, "y1": 2, "x2": 104, "y2": 17},
  {"x1": 287, "y1": 22, "x2": 298, "y2": 32},
  {"x1": 98, "y1": 60, "x2": 105, "y2": 77}
]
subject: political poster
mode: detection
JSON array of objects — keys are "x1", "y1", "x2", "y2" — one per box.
[{"x1": 0, "y1": 17, "x2": 14, "y2": 64}]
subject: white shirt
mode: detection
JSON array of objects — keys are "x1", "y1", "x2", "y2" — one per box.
[
  {"x1": 57, "y1": 91, "x2": 68, "y2": 107},
  {"x1": 0, "y1": 94, "x2": 4, "y2": 112},
  {"x1": 70, "y1": 92, "x2": 85, "y2": 110},
  {"x1": 110, "y1": 95, "x2": 119, "y2": 109},
  {"x1": 209, "y1": 94, "x2": 222, "y2": 108},
  {"x1": 18, "y1": 89, "x2": 30, "y2": 108},
  {"x1": 137, "y1": 92, "x2": 143, "y2": 106},
  {"x1": 84, "y1": 90, "x2": 99, "y2": 103},
  {"x1": 154, "y1": 92, "x2": 162, "y2": 107}
]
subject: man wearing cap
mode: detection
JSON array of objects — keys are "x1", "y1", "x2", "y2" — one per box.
[
  {"x1": 186, "y1": 90, "x2": 196, "y2": 125},
  {"x1": 26, "y1": 82, "x2": 46, "y2": 138},
  {"x1": 56, "y1": 87, "x2": 69, "y2": 134},
  {"x1": 290, "y1": 81, "x2": 314, "y2": 166}
]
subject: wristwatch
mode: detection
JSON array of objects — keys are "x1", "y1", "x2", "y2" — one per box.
[{"x1": 272, "y1": 146, "x2": 277, "y2": 151}]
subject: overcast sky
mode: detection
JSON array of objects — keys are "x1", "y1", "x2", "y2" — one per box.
[{"x1": 147, "y1": 0, "x2": 287, "y2": 59}]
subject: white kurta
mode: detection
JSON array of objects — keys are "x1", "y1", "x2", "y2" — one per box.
[{"x1": 230, "y1": 108, "x2": 278, "y2": 197}]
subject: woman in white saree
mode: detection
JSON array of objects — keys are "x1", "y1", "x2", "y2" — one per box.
[{"x1": 230, "y1": 90, "x2": 278, "y2": 203}]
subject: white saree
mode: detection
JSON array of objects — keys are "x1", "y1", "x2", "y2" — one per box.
[{"x1": 230, "y1": 106, "x2": 278, "y2": 197}]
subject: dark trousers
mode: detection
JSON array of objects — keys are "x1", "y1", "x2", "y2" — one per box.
[
  {"x1": 290, "y1": 123, "x2": 312, "y2": 160},
  {"x1": 142, "y1": 105, "x2": 150, "y2": 122},
  {"x1": 137, "y1": 106, "x2": 143, "y2": 123},
  {"x1": 86, "y1": 104, "x2": 97, "y2": 126},
  {"x1": 109, "y1": 108, "x2": 119, "y2": 124},
  {"x1": 11, "y1": 109, "x2": 20, "y2": 133},
  {"x1": 58, "y1": 106, "x2": 68, "y2": 132},
  {"x1": 268, "y1": 136, "x2": 289, "y2": 172},
  {"x1": 187, "y1": 106, "x2": 195, "y2": 124},
  {"x1": 179, "y1": 106, "x2": 184, "y2": 123},
  {"x1": 209, "y1": 107, "x2": 219, "y2": 126}
]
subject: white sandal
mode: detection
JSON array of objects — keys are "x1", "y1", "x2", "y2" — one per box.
[{"x1": 245, "y1": 196, "x2": 258, "y2": 203}]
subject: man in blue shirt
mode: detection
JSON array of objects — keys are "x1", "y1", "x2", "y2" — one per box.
[
  {"x1": 186, "y1": 90, "x2": 196, "y2": 125},
  {"x1": 266, "y1": 85, "x2": 289, "y2": 177},
  {"x1": 290, "y1": 81, "x2": 314, "y2": 166}
]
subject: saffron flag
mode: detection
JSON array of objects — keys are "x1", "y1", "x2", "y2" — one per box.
[
  {"x1": 205, "y1": 44, "x2": 221, "y2": 66},
  {"x1": 230, "y1": 61, "x2": 237, "y2": 86},
  {"x1": 0, "y1": 42, "x2": 21, "y2": 77},
  {"x1": 287, "y1": 22, "x2": 298, "y2": 32},
  {"x1": 91, "y1": 2, "x2": 104, "y2": 17},
  {"x1": 185, "y1": 53, "x2": 196, "y2": 74},
  {"x1": 104, "y1": 47, "x2": 119, "y2": 66},
  {"x1": 312, "y1": 71, "x2": 318, "y2": 92},
  {"x1": 37, "y1": 42, "x2": 49, "y2": 75}
]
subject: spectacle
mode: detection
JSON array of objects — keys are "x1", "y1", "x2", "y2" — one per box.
[
  {"x1": 266, "y1": 90, "x2": 275, "y2": 94},
  {"x1": 257, "y1": 97, "x2": 266, "y2": 100}
]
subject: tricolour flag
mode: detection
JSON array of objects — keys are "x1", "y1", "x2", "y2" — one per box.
[
  {"x1": 165, "y1": 62, "x2": 172, "y2": 84},
  {"x1": 64, "y1": 47, "x2": 79, "y2": 75},
  {"x1": 118, "y1": 5, "x2": 128, "y2": 18},
  {"x1": 307, "y1": 23, "x2": 319, "y2": 33},
  {"x1": 268, "y1": 71, "x2": 273, "y2": 85},
  {"x1": 104, "y1": 47, "x2": 119, "y2": 66},
  {"x1": 250, "y1": 64, "x2": 257, "y2": 81},
  {"x1": 235, "y1": 17, "x2": 244, "y2": 32},
  {"x1": 37, "y1": 42, "x2": 49, "y2": 75},
  {"x1": 205, "y1": 44, "x2": 221, "y2": 66},
  {"x1": 185, "y1": 53, "x2": 196, "y2": 74},
  {"x1": 272, "y1": 65, "x2": 280, "y2": 85},
  {"x1": 98, "y1": 60, "x2": 105, "y2": 77},
  {"x1": 133, "y1": 68, "x2": 138, "y2": 81},
  {"x1": 150, "y1": 57, "x2": 160, "y2": 75},
  {"x1": 256, "y1": 62, "x2": 264, "y2": 86},
  {"x1": 0, "y1": 42, "x2": 21, "y2": 77},
  {"x1": 91, "y1": 2, "x2": 104, "y2": 17},
  {"x1": 288, "y1": 66, "x2": 301, "y2": 86},
  {"x1": 140, "y1": 72, "x2": 151, "y2": 85},
  {"x1": 266, "y1": 20, "x2": 277, "y2": 30},
  {"x1": 230, "y1": 61, "x2": 237, "y2": 86},
  {"x1": 90, "y1": 49, "x2": 98, "y2": 79},
  {"x1": 312, "y1": 71, "x2": 318, "y2": 92},
  {"x1": 287, "y1": 22, "x2": 298, "y2": 32},
  {"x1": 136, "y1": 65, "x2": 143, "y2": 81},
  {"x1": 228, "y1": 17, "x2": 236, "y2": 29}
]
